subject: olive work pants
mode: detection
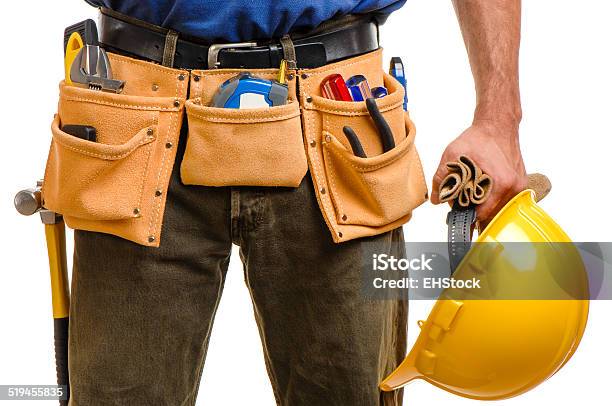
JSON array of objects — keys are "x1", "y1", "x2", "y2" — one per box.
[{"x1": 68, "y1": 122, "x2": 408, "y2": 405}]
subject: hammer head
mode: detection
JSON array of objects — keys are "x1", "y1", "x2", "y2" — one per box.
[{"x1": 14, "y1": 181, "x2": 43, "y2": 216}]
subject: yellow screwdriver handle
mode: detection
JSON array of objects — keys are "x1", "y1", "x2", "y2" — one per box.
[{"x1": 277, "y1": 59, "x2": 288, "y2": 84}]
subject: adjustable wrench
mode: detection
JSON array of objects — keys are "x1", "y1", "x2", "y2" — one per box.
[{"x1": 68, "y1": 19, "x2": 124, "y2": 93}]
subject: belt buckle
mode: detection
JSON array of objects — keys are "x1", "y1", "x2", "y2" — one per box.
[{"x1": 207, "y1": 41, "x2": 258, "y2": 69}]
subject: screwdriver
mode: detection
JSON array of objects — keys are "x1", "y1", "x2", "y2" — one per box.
[
  {"x1": 277, "y1": 59, "x2": 288, "y2": 84},
  {"x1": 389, "y1": 57, "x2": 408, "y2": 110}
]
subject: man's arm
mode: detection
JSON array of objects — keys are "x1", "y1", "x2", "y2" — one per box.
[{"x1": 431, "y1": 0, "x2": 528, "y2": 226}]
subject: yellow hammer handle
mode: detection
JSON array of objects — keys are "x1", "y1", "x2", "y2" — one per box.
[{"x1": 44, "y1": 221, "x2": 70, "y2": 319}]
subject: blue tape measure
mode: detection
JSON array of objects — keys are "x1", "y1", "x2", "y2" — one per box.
[{"x1": 212, "y1": 73, "x2": 288, "y2": 108}]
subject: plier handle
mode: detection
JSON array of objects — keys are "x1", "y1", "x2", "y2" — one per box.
[{"x1": 342, "y1": 98, "x2": 396, "y2": 158}]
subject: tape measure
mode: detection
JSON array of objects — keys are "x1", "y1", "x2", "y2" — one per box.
[{"x1": 211, "y1": 60, "x2": 289, "y2": 108}]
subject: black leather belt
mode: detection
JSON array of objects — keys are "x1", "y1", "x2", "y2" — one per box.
[{"x1": 98, "y1": 8, "x2": 380, "y2": 70}]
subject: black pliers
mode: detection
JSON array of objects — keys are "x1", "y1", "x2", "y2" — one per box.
[{"x1": 342, "y1": 98, "x2": 396, "y2": 158}]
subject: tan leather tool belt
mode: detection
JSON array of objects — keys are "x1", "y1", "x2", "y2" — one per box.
[{"x1": 42, "y1": 49, "x2": 427, "y2": 246}]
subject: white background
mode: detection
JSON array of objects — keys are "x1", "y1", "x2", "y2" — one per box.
[{"x1": 1, "y1": 1, "x2": 610, "y2": 405}]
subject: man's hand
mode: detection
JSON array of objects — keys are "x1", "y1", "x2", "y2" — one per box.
[
  {"x1": 431, "y1": 120, "x2": 528, "y2": 227},
  {"x1": 432, "y1": 0, "x2": 525, "y2": 225}
]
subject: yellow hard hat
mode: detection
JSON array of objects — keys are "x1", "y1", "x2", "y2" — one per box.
[{"x1": 380, "y1": 190, "x2": 589, "y2": 400}]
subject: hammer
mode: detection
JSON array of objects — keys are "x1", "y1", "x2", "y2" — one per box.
[{"x1": 15, "y1": 181, "x2": 70, "y2": 406}]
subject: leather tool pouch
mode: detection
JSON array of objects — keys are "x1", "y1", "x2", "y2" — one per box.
[
  {"x1": 41, "y1": 49, "x2": 425, "y2": 247},
  {"x1": 300, "y1": 49, "x2": 428, "y2": 243},
  {"x1": 42, "y1": 53, "x2": 187, "y2": 247},
  {"x1": 180, "y1": 70, "x2": 307, "y2": 187}
]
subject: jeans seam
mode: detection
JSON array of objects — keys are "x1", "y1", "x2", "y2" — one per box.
[{"x1": 230, "y1": 188, "x2": 241, "y2": 245}]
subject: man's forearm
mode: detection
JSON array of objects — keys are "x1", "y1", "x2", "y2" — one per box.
[{"x1": 452, "y1": 0, "x2": 522, "y2": 126}]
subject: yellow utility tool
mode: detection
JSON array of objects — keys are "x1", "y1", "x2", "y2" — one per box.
[
  {"x1": 380, "y1": 190, "x2": 589, "y2": 399},
  {"x1": 64, "y1": 32, "x2": 84, "y2": 85}
]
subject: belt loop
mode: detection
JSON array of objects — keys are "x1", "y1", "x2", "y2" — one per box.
[
  {"x1": 162, "y1": 29, "x2": 179, "y2": 67},
  {"x1": 280, "y1": 35, "x2": 297, "y2": 70}
]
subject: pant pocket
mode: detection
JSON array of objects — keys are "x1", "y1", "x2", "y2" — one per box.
[
  {"x1": 42, "y1": 73, "x2": 186, "y2": 247},
  {"x1": 181, "y1": 98, "x2": 307, "y2": 187},
  {"x1": 323, "y1": 114, "x2": 426, "y2": 227},
  {"x1": 44, "y1": 115, "x2": 156, "y2": 220},
  {"x1": 301, "y1": 70, "x2": 428, "y2": 242}
]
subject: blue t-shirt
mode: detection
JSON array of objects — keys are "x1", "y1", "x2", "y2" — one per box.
[{"x1": 86, "y1": 0, "x2": 406, "y2": 42}]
